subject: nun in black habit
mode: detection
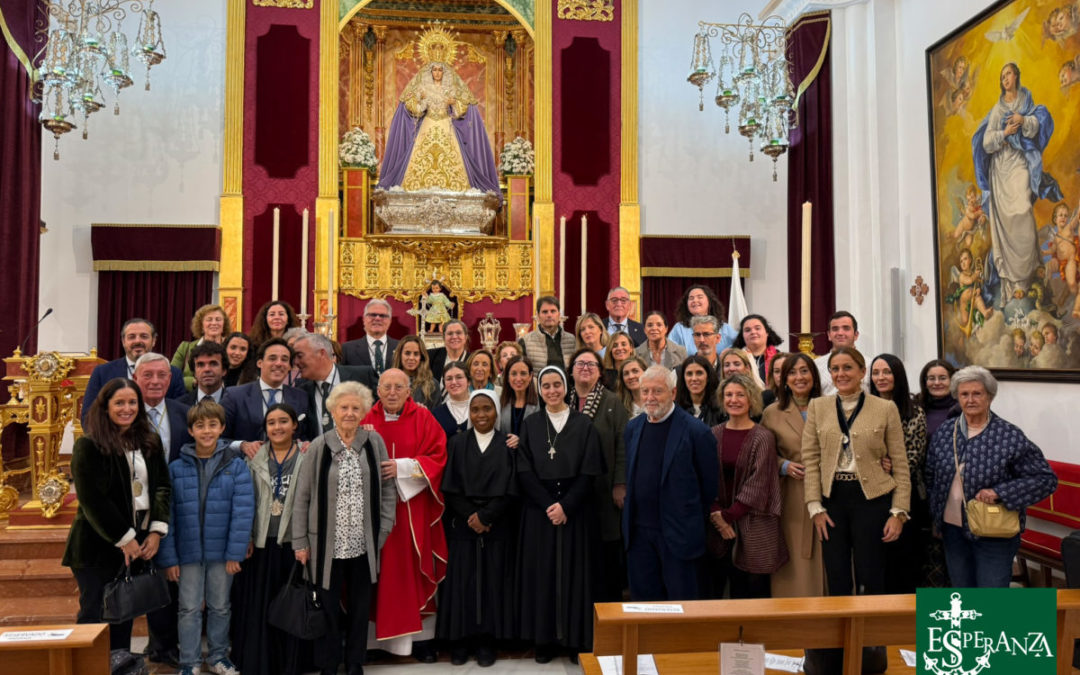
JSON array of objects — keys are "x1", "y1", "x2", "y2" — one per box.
[
  {"x1": 436, "y1": 389, "x2": 519, "y2": 668},
  {"x1": 515, "y1": 365, "x2": 605, "y2": 663}
]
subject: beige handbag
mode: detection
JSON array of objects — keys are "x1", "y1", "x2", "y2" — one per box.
[{"x1": 952, "y1": 421, "x2": 1020, "y2": 538}]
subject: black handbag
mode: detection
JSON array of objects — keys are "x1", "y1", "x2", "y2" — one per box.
[
  {"x1": 102, "y1": 560, "x2": 171, "y2": 624},
  {"x1": 268, "y1": 561, "x2": 328, "y2": 640}
]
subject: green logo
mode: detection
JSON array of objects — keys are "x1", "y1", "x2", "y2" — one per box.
[{"x1": 916, "y1": 588, "x2": 1056, "y2": 674}]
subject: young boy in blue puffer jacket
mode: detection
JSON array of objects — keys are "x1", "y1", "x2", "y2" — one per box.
[{"x1": 157, "y1": 400, "x2": 254, "y2": 675}]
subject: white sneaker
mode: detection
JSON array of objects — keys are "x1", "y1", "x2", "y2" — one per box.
[{"x1": 208, "y1": 659, "x2": 239, "y2": 675}]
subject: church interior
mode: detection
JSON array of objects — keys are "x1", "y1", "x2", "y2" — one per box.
[{"x1": 2, "y1": 0, "x2": 1080, "y2": 673}]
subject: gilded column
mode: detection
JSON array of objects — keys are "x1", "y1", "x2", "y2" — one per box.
[
  {"x1": 492, "y1": 30, "x2": 507, "y2": 149},
  {"x1": 534, "y1": 0, "x2": 554, "y2": 296},
  {"x1": 218, "y1": 0, "x2": 246, "y2": 328},
  {"x1": 317, "y1": 0, "x2": 341, "y2": 328},
  {"x1": 373, "y1": 25, "x2": 387, "y2": 154},
  {"x1": 619, "y1": 0, "x2": 642, "y2": 317}
]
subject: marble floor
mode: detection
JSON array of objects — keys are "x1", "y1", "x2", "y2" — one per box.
[{"x1": 131, "y1": 637, "x2": 583, "y2": 674}]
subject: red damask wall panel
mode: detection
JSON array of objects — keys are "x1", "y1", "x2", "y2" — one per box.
[{"x1": 552, "y1": 9, "x2": 622, "y2": 320}]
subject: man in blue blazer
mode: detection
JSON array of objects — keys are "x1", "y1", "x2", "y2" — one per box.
[
  {"x1": 132, "y1": 353, "x2": 194, "y2": 464},
  {"x1": 81, "y1": 318, "x2": 186, "y2": 425},
  {"x1": 622, "y1": 365, "x2": 718, "y2": 601},
  {"x1": 291, "y1": 333, "x2": 377, "y2": 436},
  {"x1": 222, "y1": 338, "x2": 314, "y2": 456}
]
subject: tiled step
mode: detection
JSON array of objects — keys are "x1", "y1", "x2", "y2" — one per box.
[
  {"x1": 0, "y1": 527, "x2": 69, "y2": 560},
  {"x1": 0, "y1": 558, "x2": 78, "y2": 597}
]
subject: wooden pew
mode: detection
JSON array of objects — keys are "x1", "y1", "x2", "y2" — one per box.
[
  {"x1": 585, "y1": 590, "x2": 1080, "y2": 675},
  {"x1": 0, "y1": 623, "x2": 109, "y2": 675}
]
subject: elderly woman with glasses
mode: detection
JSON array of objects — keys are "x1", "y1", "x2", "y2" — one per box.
[{"x1": 924, "y1": 365, "x2": 1056, "y2": 588}]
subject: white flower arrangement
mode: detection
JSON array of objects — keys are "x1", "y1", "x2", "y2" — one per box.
[
  {"x1": 498, "y1": 136, "x2": 534, "y2": 176},
  {"x1": 339, "y1": 127, "x2": 378, "y2": 170}
]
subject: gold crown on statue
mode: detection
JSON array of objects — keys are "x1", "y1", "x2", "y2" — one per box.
[{"x1": 416, "y1": 23, "x2": 462, "y2": 65}]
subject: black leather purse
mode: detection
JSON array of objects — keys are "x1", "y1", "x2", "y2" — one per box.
[
  {"x1": 268, "y1": 562, "x2": 328, "y2": 640},
  {"x1": 102, "y1": 560, "x2": 171, "y2": 624}
]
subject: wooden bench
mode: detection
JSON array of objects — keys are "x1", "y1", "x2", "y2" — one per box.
[
  {"x1": 0, "y1": 623, "x2": 109, "y2": 675},
  {"x1": 1021, "y1": 460, "x2": 1080, "y2": 586},
  {"x1": 584, "y1": 590, "x2": 1080, "y2": 675}
]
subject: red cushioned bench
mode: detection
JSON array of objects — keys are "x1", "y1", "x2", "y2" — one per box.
[{"x1": 1018, "y1": 460, "x2": 1079, "y2": 586}]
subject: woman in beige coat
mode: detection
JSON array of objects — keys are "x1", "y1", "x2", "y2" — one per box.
[
  {"x1": 760, "y1": 352, "x2": 824, "y2": 597},
  {"x1": 802, "y1": 347, "x2": 910, "y2": 600}
]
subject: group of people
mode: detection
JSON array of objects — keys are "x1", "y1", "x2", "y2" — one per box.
[{"x1": 62, "y1": 287, "x2": 1059, "y2": 674}]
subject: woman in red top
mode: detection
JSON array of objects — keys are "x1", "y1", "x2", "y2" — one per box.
[{"x1": 707, "y1": 373, "x2": 788, "y2": 599}]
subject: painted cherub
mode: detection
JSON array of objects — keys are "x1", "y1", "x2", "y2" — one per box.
[
  {"x1": 1029, "y1": 329, "x2": 1046, "y2": 357},
  {"x1": 952, "y1": 185, "x2": 987, "y2": 249},
  {"x1": 1041, "y1": 202, "x2": 1080, "y2": 295},
  {"x1": 422, "y1": 280, "x2": 455, "y2": 333},
  {"x1": 947, "y1": 248, "x2": 994, "y2": 334},
  {"x1": 1060, "y1": 56, "x2": 1080, "y2": 90},
  {"x1": 1044, "y1": 2, "x2": 1080, "y2": 44}
]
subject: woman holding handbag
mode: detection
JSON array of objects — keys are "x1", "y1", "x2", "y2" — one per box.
[
  {"x1": 62, "y1": 378, "x2": 171, "y2": 655},
  {"x1": 291, "y1": 381, "x2": 397, "y2": 675},
  {"x1": 924, "y1": 365, "x2": 1057, "y2": 588}
]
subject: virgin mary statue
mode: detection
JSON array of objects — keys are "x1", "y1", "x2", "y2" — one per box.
[{"x1": 377, "y1": 60, "x2": 502, "y2": 202}]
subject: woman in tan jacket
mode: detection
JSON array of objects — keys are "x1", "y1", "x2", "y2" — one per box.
[
  {"x1": 802, "y1": 346, "x2": 910, "y2": 600},
  {"x1": 760, "y1": 352, "x2": 823, "y2": 597}
]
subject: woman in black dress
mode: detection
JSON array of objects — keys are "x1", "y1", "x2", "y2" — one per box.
[
  {"x1": 432, "y1": 361, "x2": 471, "y2": 440},
  {"x1": 676, "y1": 354, "x2": 724, "y2": 427},
  {"x1": 232, "y1": 403, "x2": 310, "y2": 674},
  {"x1": 516, "y1": 366, "x2": 604, "y2": 663},
  {"x1": 437, "y1": 390, "x2": 518, "y2": 668}
]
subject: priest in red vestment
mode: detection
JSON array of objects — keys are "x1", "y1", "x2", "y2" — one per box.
[{"x1": 362, "y1": 368, "x2": 448, "y2": 661}]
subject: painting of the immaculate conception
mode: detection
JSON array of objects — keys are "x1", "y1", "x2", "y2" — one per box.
[{"x1": 928, "y1": 0, "x2": 1080, "y2": 379}]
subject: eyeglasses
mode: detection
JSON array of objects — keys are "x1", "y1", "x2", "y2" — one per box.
[
  {"x1": 692, "y1": 331, "x2": 717, "y2": 339},
  {"x1": 574, "y1": 362, "x2": 599, "y2": 371},
  {"x1": 365, "y1": 313, "x2": 389, "y2": 319},
  {"x1": 607, "y1": 297, "x2": 630, "y2": 304}
]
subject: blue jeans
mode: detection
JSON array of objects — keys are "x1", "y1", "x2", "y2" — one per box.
[
  {"x1": 942, "y1": 523, "x2": 1020, "y2": 588},
  {"x1": 178, "y1": 561, "x2": 233, "y2": 668}
]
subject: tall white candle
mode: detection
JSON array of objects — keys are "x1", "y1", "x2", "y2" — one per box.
[
  {"x1": 300, "y1": 208, "x2": 309, "y2": 317},
  {"x1": 327, "y1": 208, "x2": 335, "y2": 320},
  {"x1": 801, "y1": 201, "x2": 812, "y2": 333},
  {"x1": 272, "y1": 207, "x2": 280, "y2": 301},
  {"x1": 559, "y1": 216, "x2": 566, "y2": 304},
  {"x1": 533, "y1": 214, "x2": 541, "y2": 302},
  {"x1": 580, "y1": 214, "x2": 587, "y2": 314}
]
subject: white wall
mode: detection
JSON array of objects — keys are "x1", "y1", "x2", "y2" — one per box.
[
  {"x1": 38, "y1": 2, "x2": 226, "y2": 353},
  {"x1": 640, "y1": 0, "x2": 790, "y2": 338},
  {"x1": 830, "y1": 0, "x2": 1079, "y2": 462}
]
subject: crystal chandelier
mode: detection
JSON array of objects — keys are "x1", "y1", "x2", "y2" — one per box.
[
  {"x1": 688, "y1": 14, "x2": 795, "y2": 181},
  {"x1": 36, "y1": 0, "x2": 166, "y2": 160}
]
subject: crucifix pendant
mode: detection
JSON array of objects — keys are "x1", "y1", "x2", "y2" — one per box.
[{"x1": 548, "y1": 445, "x2": 556, "y2": 460}]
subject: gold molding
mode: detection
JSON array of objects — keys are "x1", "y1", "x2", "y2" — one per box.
[
  {"x1": 341, "y1": 238, "x2": 536, "y2": 304},
  {"x1": 641, "y1": 266, "x2": 750, "y2": 278},
  {"x1": 90, "y1": 223, "x2": 219, "y2": 229},
  {"x1": 619, "y1": 0, "x2": 640, "y2": 317},
  {"x1": 640, "y1": 234, "x2": 752, "y2": 240},
  {"x1": 93, "y1": 261, "x2": 221, "y2": 272},
  {"x1": 557, "y1": 0, "x2": 614, "y2": 22},
  {"x1": 253, "y1": 0, "x2": 313, "y2": 7},
  {"x1": 340, "y1": 1, "x2": 536, "y2": 39},
  {"x1": 219, "y1": 0, "x2": 246, "y2": 325}
]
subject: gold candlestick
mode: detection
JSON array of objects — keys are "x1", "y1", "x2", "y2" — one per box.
[{"x1": 795, "y1": 332, "x2": 819, "y2": 357}]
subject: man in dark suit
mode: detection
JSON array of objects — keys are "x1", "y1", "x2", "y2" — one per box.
[
  {"x1": 622, "y1": 365, "x2": 718, "y2": 601},
  {"x1": 81, "y1": 318, "x2": 186, "y2": 425},
  {"x1": 222, "y1": 338, "x2": 314, "y2": 457},
  {"x1": 176, "y1": 341, "x2": 227, "y2": 406},
  {"x1": 131, "y1": 353, "x2": 193, "y2": 464},
  {"x1": 341, "y1": 298, "x2": 398, "y2": 375},
  {"x1": 292, "y1": 332, "x2": 377, "y2": 436},
  {"x1": 130, "y1": 351, "x2": 192, "y2": 667},
  {"x1": 605, "y1": 286, "x2": 646, "y2": 347}
]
